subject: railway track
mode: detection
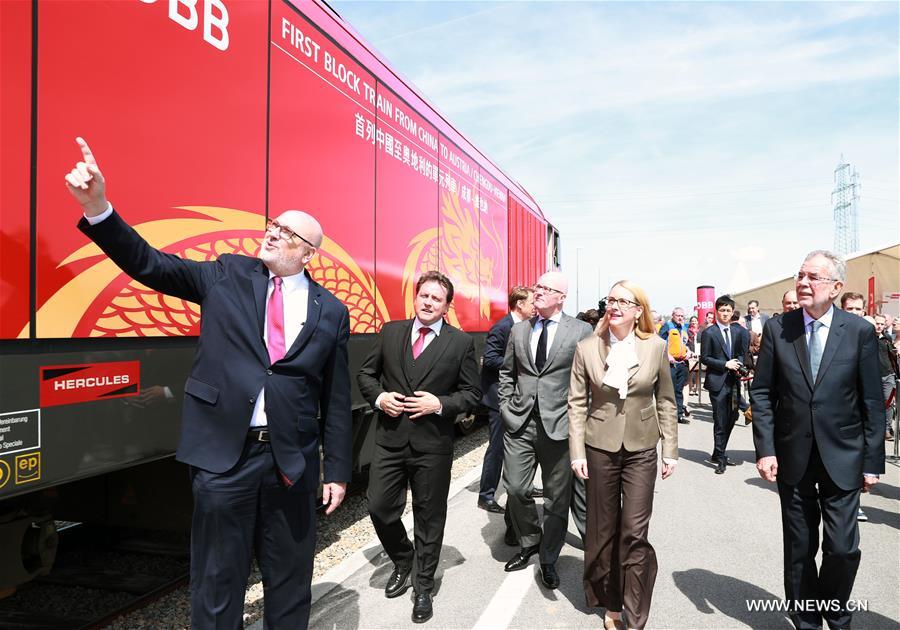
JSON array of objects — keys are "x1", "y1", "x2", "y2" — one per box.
[{"x1": 0, "y1": 524, "x2": 191, "y2": 629}]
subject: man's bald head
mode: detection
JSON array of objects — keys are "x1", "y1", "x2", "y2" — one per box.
[
  {"x1": 782, "y1": 289, "x2": 799, "y2": 313},
  {"x1": 533, "y1": 271, "x2": 568, "y2": 319},
  {"x1": 277, "y1": 210, "x2": 323, "y2": 248},
  {"x1": 259, "y1": 210, "x2": 322, "y2": 276},
  {"x1": 537, "y1": 271, "x2": 568, "y2": 295}
]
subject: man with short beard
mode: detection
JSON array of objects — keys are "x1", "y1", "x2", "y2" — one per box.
[{"x1": 65, "y1": 138, "x2": 352, "y2": 629}]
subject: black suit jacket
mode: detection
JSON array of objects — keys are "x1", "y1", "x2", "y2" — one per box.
[
  {"x1": 480, "y1": 314, "x2": 515, "y2": 411},
  {"x1": 357, "y1": 319, "x2": 481, "y2": 454},
  {"x1": 700, "y1": 322, "x2": 749, "y2": 392},
  {"x1": 750, "y1": 308, "x2": 885, "y2": 490},
  {"x1": 79, "y1": 210, "x2": 352, "y2": 490}
]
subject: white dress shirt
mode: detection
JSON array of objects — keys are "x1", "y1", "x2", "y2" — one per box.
[
  {"x1": 749, "y1": 316, "x2": 763, "y2": 335},
  {"x1": 530, "y1": 311, "x2": 563, "y2": 363},
  {"x1": 250, "y1": 271, "x2": 309, "y2": 427}
]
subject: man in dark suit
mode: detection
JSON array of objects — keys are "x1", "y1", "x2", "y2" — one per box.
[
  {"x1": 744, "y1": 299, "x2": 770, "y2": 335},
  {"x1": 751, "y1": 250, "x2": 883, "y2": 630},
  {"x1": 498, "y1": 271, "x2": 592, "y2": 590},
  {"x1": 478, "y1": 286, "x2": 534, "y2": 514},
  {"x1": 65, "y1": 138, "x2": 352, "y2": 629},
  {"x1": 700, "y1": 294, "x2": 749, "y2": 474},
  {"x1": 358, "y1": 271, "x2": 480, "y2": 623}
]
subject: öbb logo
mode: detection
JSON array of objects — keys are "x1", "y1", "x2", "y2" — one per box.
[
  {"x1": 15, "y1": 453, "x2": 40, "y2": 484},
  {"x1": 139, "y1": 0, "x2": 229, "y2": 51}
]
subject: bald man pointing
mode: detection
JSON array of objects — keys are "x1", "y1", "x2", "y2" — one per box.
[
  {"x1": 498, "y1": 272, "x2": 593, "y2": 589},
  {"x1": 65, "y1": 138, "x2": 352, "y2": 629}
]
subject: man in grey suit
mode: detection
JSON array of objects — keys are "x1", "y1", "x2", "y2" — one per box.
[{"x1": 498, "y1": 271, "x2": 593, "y2": 589}]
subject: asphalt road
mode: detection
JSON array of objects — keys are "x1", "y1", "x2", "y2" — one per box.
[{"x1": 258, "y1": 401, "x2": 900, "y2": 629}]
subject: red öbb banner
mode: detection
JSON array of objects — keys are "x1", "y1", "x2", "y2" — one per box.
[{"x1": 40, "y1": 361, "x2": 140, "y2": 407}]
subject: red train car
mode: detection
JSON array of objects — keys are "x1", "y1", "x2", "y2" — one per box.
[{"x1": 0, "y1": 0, "x2": 558, "y2": 589}]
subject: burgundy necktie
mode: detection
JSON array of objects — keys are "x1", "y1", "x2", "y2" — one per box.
[
  {"x1": 412, "y1": 327, "x2": 430, "y2": 359},
  {"x1": 267, "y1": 277, "x2": 286, "y2": 364}
]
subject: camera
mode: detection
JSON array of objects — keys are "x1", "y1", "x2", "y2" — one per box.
[
  {"x1": 597, "y1": 297, "x2": 607, "y2": 319},
  {"x1": 735, "y1": 362, "x2": 751, "y2": 378}
]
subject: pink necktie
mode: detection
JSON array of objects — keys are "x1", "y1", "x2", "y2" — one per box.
[
  {"x1": 267, "y1": 277, "x2": 286, "y2": 364},
  {"x1": 412, "y1": 327, "x2": 430, "y2": 359}
]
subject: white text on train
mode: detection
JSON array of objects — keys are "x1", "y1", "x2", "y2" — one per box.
[
  {"x1": 53, "y1": 375, "x2": 131, "y2": 391},
  {"x1": 139, "y1": 0, "x2": 229, "y2": 51}
]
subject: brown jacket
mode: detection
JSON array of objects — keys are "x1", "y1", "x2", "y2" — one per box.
[{"x1": 568, "y1": 332, "x2": 678, "y2": 461}]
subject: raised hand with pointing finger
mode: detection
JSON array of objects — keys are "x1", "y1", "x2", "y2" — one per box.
[{"x1": 64, "y1": 137, "x2": 108, "y2": 217}]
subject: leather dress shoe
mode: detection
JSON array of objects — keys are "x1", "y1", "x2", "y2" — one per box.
[
  {"x1": 504, "y1": 526, "x2": 518, "y2": 546},
  {"x1": 384, "y1": 565, "x2": 412, "y2": 598},
  {"x1": 539, "y1": 563, "x2": 560, "y2": 589},
  {"x1": 677, "y1": 417, "x2": 691, "y2": 424},
  {"x1": 411, "y1": 592, "x2": 433, "y2": 623},
  {"x1": 715, "y1": 457, "x2": 727, "y2": 474},
  {"x1": 504, "y1": 545, "x2": 539, "y2": 572},
  {"x1": 477, "y1": 499, "x2": 505, "y2": 514}
]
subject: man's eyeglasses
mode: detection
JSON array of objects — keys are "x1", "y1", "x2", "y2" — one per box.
[
  {"x1": 605, "y1": 297, "x2": 639, "y2": 310},
  {"x1": 794, "y1": 272, "x2": 836, "y2": 285},
  {"x1": 533, "y1": 284, "x2": 564, "y2": 295},
  {"x1": 265, "y1": 219, "x2": 316, "y2": 248}
]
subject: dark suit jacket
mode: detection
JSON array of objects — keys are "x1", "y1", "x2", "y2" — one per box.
[
  {"x1": 357, "y1": 319, "x2": 481, "y2": 454},
  {"x1": 79, "y1": 210, "x2": 352, "y2": 490},
  {"x1": 700, "y1": 322, "x2": 749, "y2": 393},
  {"x1": 750, "y1": 308, "x2": 885, "y2": 490},
  {"x1": 480, "y1": 314, "x2": 515, "y2": 411}
]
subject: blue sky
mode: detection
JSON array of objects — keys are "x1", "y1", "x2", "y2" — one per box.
[{"x1": 332, "y1": 0, "x2": 899, "y2": 315}]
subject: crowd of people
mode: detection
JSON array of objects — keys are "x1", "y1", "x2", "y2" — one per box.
[{"x1": 66, "y1": 139, "x2": 895, "y2": 630}]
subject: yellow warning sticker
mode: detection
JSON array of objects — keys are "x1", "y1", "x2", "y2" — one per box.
[
  {"x1": 0, "y1": 460, "x2": 10, "y2": 489},
  {"x1": 15, "y1": 452, "x2": 41, "y2": 484}
]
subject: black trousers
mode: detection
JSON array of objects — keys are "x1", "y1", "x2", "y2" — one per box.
[
  {"x1": 710, "y1": 382, "x2": 738, "y2": 460},
  {"x1": 777, "y1": 445, "x2": 861, "y2": 630},
  {"x1": 478, "y1": 406, "x2": 505, "y2": 502},
  {"x1": 367, "y1": 442, "x2": 452, "y2": 594},
  {"x1": 190, "y1": 439, "x2": 316, "y2": 630}
]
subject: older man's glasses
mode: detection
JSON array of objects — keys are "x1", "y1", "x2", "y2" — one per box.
[
  {"x1": 605, "y1": 297, "x2": 639, "y2": 310},
  {"x1": 265, "y1": 219, "x2": 316, "y2": 248},
  {"x1": 794, "y1": 272, "x2": 836, "y2": 285},
  {"x1": 533, "y1": 284, "x2": 564, "y2": 295}
]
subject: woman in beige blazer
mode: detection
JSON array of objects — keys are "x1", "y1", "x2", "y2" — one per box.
[{"x1": 568, "y1": 280, "x2": 678, "y2": 630}]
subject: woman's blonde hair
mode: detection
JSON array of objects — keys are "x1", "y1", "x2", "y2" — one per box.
[{"x1": 596, "y1": 279, "x2": 655, "y2": 340}]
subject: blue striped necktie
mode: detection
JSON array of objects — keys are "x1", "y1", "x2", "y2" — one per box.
[{"x1": 809, "y1": 320, "x2": 823, "y2": 380}]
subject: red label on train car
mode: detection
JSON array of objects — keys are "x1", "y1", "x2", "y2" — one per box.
[{"x1": 40, "y1": 361, "x2": 140, "y2": 407}]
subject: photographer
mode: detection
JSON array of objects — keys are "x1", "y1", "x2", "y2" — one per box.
[{"x1": 700, "y1": 295, "x2": 749, "y2": 474}]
